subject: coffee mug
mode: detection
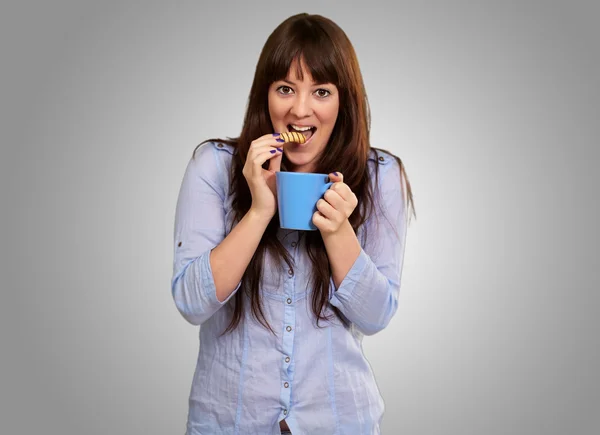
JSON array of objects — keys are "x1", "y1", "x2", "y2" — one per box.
[{"x1": 276, "y1": 172, "x2": 333, "y2": 231}]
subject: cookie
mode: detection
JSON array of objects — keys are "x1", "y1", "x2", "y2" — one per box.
[{"x1": 280, "y1": 131, "x2": 306, "y2": 144}]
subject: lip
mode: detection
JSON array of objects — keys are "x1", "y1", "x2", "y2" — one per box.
[{"x1": 298, "y1": 134, "x2": 314, "y2": 147}]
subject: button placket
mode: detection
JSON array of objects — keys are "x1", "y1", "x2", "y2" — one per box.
[{"x1": 280, "y1": 272, "x2": 296, "y2": 415}]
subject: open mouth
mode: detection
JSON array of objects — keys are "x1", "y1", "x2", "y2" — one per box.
[{"x1": 287, "y1": 124, "x2": 317, "y2": 143}]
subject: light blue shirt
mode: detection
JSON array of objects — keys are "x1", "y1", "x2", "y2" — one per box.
[{"x1": 171, "y1": 141, "x2": 407, "y2": 435}]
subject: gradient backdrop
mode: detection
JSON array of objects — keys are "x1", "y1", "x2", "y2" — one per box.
[{"x1": 2, "y1": 0, "x2": 599, "y2": 434}]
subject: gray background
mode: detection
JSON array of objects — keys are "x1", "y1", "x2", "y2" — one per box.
[{"x1": 1, "y1": 0, "x2": 598, "y2": 434}]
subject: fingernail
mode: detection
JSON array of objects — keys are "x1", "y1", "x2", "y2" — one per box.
[
  {"x1": 333, "y1": 172, "x2": 338, "y2": 176},
  {"x1": 270, "y1": 150, "x2": 276, "y2": 154},
  {"x1": 276, "y1": 138, "x2": 285, "y2": 143},
  {"x1": 277, "y1": 147, "x2": 283, "y2": 152},
  {"x1": 273, "y1": 133, "x2": 281, "y2": 136}
]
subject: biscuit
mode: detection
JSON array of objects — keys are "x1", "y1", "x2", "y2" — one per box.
[{"x1": 280, "y1": 131, "x2": 306, "y2": 144}]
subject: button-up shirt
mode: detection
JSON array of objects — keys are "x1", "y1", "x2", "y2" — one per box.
[{"x1": 171, "y1": 141, "x2": 407, "y2": 434}]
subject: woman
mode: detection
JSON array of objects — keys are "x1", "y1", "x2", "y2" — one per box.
[{"x1": 172, "y1": 13, "x2": 415, "y2": 435}]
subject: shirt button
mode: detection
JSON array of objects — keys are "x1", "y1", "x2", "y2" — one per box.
[
  {"x1": 285, "y1": 356, "x2": 290, "y2": 363},
  {"x1": 286, "y1": 326, "x2": 292, "y2": 332},
  {"x1": 286, "y1": 298, "x2": 292, "y2": 304},
  {"x1": 217, "y1": 143, "x2": 223, "y2": 148},
  {"x1": 287, "y1": 269, "x2": 293, "y2": 277},
  {"x1": 291, "y1": 241, "x2": 297, "y2": 247},
  {"x1": 378, "y1": 156, "x2": 384, "y2": 162},
  {"x1": 283, "y1": 409, "x2": 288, "y2": 415},
  {"x1": 284, "y1": 382, "x2": 289, "y2": 388}
]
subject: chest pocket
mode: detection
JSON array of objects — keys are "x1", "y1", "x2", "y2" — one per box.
[{"x1": 260, "y1": 250, "x2": 286, "y2": 294}]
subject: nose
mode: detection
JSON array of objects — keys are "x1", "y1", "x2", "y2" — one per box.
[{"x1": 290, "y1": 93, "x2": 312, "y2": 118}]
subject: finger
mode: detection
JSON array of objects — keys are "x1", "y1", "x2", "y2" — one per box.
[
  {"x1": 250, "y1": 148, "x2": 283, "y2": 176},
  {"x1": 328, "y1": 182, "x2": 352, "y2": 201},
  {"x1": 248, "y1": 135, "x2": 286, "y2": 157},
  {"x1": 247, "y1": 142, "x2": 284, "y2": 160},
  {"x1": 251, "y1": 133, "x2": 286, "y2": 148},
  {"x1": 312, "y1": 211, "x2": 330, "y2": 231},
  {"x1": 316, "y1": 197, "x2": 338, "y2": 220},
  {"x1": 249, "y1": 142, "x2": 284, "y2": 154},
  {"x1": 323, "y1": 189, "x2": 346, "y2": 211}
]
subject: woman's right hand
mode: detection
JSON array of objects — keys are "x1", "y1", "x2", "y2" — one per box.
[{"x1": 242, "y1": 133, "x2": 284, "y2": 220}]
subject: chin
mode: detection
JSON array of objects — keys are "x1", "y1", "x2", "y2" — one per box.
[{"x1": 285, "y1": 153, "x2": 318, "y2": 172}]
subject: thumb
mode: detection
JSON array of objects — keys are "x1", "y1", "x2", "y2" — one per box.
[
  {"x1": 269, "y1": 149, "x2": 282, "y2": 172},
  {"x1": 328, "y1": 171, "x2": 343, "y2": 183}
]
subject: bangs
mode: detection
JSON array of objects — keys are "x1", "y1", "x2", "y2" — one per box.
[{"x1": 265, "y1": 25, "x2": 343, "y2": 88}]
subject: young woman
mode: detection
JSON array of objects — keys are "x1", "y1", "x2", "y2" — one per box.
[{"x1": 172, "y1": 13, "x2": 415, "y2": 435}]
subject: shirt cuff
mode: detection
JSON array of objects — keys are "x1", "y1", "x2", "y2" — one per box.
[
  {"x1": 329, "y1": 248, "x2": 369, "y2": 298},
  {"x1": 201, "y1": 248, "x2": 241, "y2": 306}
]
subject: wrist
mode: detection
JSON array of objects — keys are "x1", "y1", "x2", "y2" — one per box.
[
  {"x1": 247, "y1": 207, "x2": 275, "y2": 226},
  {"x1": 321, "y1": 218, "x2": 353, "y2": 241}
]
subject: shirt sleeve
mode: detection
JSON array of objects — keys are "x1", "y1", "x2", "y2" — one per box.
[
  {"x1": 328, "y1": 155, "x2": 408, "y2": 335},
  {"x1": 171, "y1": 142, "x2": 241, "y2": 326}
]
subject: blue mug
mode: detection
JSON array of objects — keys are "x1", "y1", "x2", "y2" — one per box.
[{"x1": 276, "y1": 172, "x2": 333, "y2": 231}]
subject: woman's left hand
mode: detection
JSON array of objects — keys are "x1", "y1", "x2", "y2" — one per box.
[{"x1": 313, "y1": 172, "x2": 358, "y2": 235}]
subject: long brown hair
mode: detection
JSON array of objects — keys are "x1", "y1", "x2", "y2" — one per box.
[{"x1": 194, "y1": 13, "x2": 415, "y2": 335}]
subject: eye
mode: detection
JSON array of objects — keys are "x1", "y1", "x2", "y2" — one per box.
[
  {"x1": 316, "y1": 89, "x2": 331, "y2": 98},
  {"x1": 277, "y1": 86, "x2": 293, "y2": 95}
]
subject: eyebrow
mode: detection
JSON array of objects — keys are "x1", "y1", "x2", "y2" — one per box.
[{"x1": 280, "y1": 79, "x2": 332, "y2": 87}]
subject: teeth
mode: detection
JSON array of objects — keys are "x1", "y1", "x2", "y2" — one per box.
[{"x1": 290, "y1": 125, "x2": 314, "y2": 131}]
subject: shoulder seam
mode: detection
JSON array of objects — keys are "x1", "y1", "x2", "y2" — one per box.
[
  {"x1": 211, "y1": 142, "x2": 234, "y2": 200},
  {"x1": 368, "y1": 148, "x2": 393, "y2": 165},
  {"x1": 211, "y1": 141, "x2": 235, "y2": 155}
]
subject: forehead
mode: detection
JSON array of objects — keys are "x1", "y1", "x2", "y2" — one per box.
[
  {"x1": 268, "y1": 50, "x2": 339, "y2": 87},
  {"x1": 287, "y1": 58, "x2": 310, "y2": 80},
  {"x1": 284, "y1": 58, "x2": 324, "y2": 84}
]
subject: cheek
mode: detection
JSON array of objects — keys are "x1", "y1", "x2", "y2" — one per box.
[
  {"x1": 323, "y1": 100, "x2": 339, "y2": 127},
  {"x1": 323, "y1": 110, "x2": 339, "y2": 129},
  {"x1": 268, "y1": 95, "x2": 284, "y2": 120}
]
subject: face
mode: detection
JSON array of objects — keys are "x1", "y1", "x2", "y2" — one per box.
[{"x1": 268, "y1": 59, "x2": 340, "y2": 173}]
